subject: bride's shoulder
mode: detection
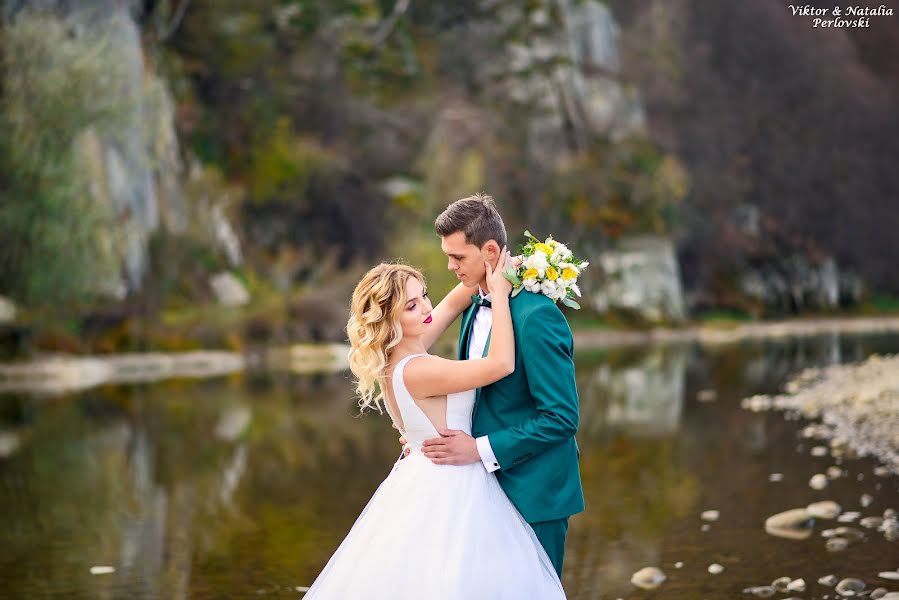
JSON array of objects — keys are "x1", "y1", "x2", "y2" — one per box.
[{"x1": 390, "y1": 352, "x2": 435, "y2": 374}]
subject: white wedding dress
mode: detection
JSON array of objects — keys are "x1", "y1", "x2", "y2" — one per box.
[{"x1": 302, "y1": 353, "x2": 566, "y2": 599}]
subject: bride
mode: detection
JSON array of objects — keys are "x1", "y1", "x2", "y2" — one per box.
[{"x1": 302, "y1": 249, "x2": 566, "y2": 599}]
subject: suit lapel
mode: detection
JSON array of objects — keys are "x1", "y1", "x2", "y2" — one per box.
[
  {"x1": 458, "y1": 302, "x2": 478, "y2": 360},
  {"x1": 473, "y1": 314, "x2": 498, "y2": 418}
]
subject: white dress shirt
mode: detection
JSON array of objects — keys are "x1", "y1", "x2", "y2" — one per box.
[{"x1": 470, "y1": 289, "x2": 501, "y2": 473}]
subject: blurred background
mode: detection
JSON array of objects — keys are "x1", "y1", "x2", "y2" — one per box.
[
  {"x1": 1, "y1": 0, "x2": 898, "y2": 352},
  {"x1": 1, "y1": 1, "x2": 899, "y2": 599}
]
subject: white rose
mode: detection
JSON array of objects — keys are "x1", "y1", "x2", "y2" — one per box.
[
  {"x1": 551, "y1": 243, "x2": 572, "y2": 263},
  {"x1": 524, "y1": 252, "x2": 549, "y2": 275},
  {"x1": 540, "y1": 280, "x2": 557, "y2": 296},
  {"x1": 524, "y1": 278, "x2": 541, "y2": 293}
]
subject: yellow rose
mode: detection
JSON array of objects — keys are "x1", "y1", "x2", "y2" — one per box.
[
  {"x1": 534, "y1": 243, "x2": 553, "y2": 256},
  {"x1": 545, "y1": 266, "x2": 559, "y2": 281},
  {"x1": 562, "y1": 267, "x2": 578, "y2": 280},
  {"x1": 522, "y1": 268, "x2": 538, "y2": 280}
]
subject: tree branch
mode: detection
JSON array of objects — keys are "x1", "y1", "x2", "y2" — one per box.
[
  {"x1": 370, "y1": 0, "x2": 411, "y2": 49},
  {"x1": 157, "y1": 0, "x2": 191, "y2": 42}
]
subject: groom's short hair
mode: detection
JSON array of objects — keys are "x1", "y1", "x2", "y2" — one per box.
[{"x1": 435, "y1": 193, "x2": 507, "y2": 249}]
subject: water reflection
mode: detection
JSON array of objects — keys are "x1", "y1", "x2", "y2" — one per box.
[{"x1": 0, "y1": 333, "x2": 897, "y2": 599}]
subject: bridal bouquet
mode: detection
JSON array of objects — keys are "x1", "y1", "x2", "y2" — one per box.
[{"x1": 504, "y1": 231, "x2": 588, "y2": 309}]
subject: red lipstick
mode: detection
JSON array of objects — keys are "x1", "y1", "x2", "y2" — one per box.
[{"x1": 423, "y1": 315, "x2": 432, "y2": 324}]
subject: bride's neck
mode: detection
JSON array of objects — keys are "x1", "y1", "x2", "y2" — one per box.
[{"x1": 390, "y1": 338, "x2": 427, "y2": 360}]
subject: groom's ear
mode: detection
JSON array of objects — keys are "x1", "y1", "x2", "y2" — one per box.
[{"x1": 482, "y1": 240, "x2": 500, "y2": 259}]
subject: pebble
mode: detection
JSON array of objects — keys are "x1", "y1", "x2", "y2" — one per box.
[
  {"x1": 765, "y1": 508, "x2": 814, "y2": 539},
  {"x1": 874, "y1": 466, "x2": 892, "y2": 477},
  {"x1": 861, "y1": 493, "x2": 874, "y2": 507},
  {"x1": 872, "y1": 588, "x2": 889, "y2": 599},
  {"x1": 828, "y1": 466, "x2": 844, "y2": 479},
  {"x1": 811, "y1": 474, "x2": 829, "y2": 489},
  {"x1": 674, "y1": 562, "x2": 683, "y2": 569},
  {"x1": 835, "y1": 577, "x2": 866, "y2": 596},
  {"x1": 878, "y1": 593, "x2": 899, "y2": 599},
  {"x1": 860, "y1": 516, "x2": 884, "y2": 529},
  {"x1": 701, "y1": 524, "x2": 711, "y2": 532},
  {"x1": 878, "y1": 571, "x2": 899, "y2": 581},
  {"x1": 743, "y1": 586, "x2": 776, "y2": 597},
  {"x1": 819, "y1": 574, "x2": 839, "y2": 586},
  {"x1": 772, "y1": 577, "x2": 792, "y2": 592},
  {"x1": 808, "y1": 501, "x2": 842, "y2": 519},
  {"x1": 787, "y1": 578, "x2": 806, "y2": 592},
  {"x1": 89, "y1": 566, "x2": 115, "y2": 575},
  {"x1": 708, "y1": 563, "x2": 724, "y2": 574},
  {"x1": 769, "y1": 473, "x2": 784, "y2": 482},
  {"x1": 631, "y1": 567, "x2": 666, "y2": 590},
  {"x1": 698, "y1": 389, "x2": 717, "y2": 402},
  {"x1": 837, "y1": 511, "x2": 861, "y2": 523},
  {"x1": 833, "y1": 526, "x2": 865, "y2": 541},
  {"x1": 826, "y1": 537, "x2": 849, "y2": 551},
  {"x1": 813, "y1": 445, "x2": 830, "y2": 456},
  {"x1": 701, "y1": 510, "x2": 720, "y2": 521}
]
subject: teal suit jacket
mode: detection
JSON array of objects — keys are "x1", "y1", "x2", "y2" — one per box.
[{"x1": 460, "y1": 290, "x2": 585, "y2": 523}]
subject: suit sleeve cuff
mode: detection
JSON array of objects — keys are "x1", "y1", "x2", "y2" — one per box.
[{"x1": 476, "y1": 435, "x2": 501, "y2": 473}]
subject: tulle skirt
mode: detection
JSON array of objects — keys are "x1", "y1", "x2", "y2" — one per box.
[{"x1": 302, "y1": 451, "x2": 566, "y2": 599}]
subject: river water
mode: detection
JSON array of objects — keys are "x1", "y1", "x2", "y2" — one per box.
[{"x1": 1, "y1": 333, "x2": 897, "y2": 599}]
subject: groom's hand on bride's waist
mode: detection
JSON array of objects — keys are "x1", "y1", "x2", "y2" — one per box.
[{"x1": 422, "y1": 430, "x2": 480, "y2": 466}]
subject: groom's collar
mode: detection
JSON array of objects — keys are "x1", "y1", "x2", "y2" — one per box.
[{"x1": 478, "y1": 287, "x2": 492, "y2": 302}]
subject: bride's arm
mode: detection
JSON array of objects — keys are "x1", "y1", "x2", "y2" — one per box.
[
  {"x1": 405, "y1": 250, "x2": 515, "y2": 397},
  {"x1": 420, "y1": 281, "x2": 474, "y2": 350}
]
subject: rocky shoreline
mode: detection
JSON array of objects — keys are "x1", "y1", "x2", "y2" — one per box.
[
  {"x1": 2, "y1": 317, "x2": 899, "y2": 395},
  {"x1": 742, "y1": 353, "x2": 899, "y2": 474},
  {"x1": 573, "y1": 316, "x2": 899, "y2": 348}
]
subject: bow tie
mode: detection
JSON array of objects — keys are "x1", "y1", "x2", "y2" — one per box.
[{"x1": 471, "y1": 294, "x2": 491, "y2": 308}]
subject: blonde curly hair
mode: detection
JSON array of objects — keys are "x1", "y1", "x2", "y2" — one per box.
[{"x1": 347, "y1": 263, "x2": 425, "y2": 413}]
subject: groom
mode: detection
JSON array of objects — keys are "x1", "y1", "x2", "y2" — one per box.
[{"x1": 421, "y1": 193, "x2": 584, "y2": 578}]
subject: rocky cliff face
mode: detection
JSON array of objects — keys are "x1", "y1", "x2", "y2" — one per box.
[{"x1": 3, "y1": 0, "x2": 187, "y2": 295}]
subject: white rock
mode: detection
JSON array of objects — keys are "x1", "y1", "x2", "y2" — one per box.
[
  {"x1": 698, "y1": 389, "x2": 717, "y2": 402},
  {"x1": 810, "y1": 474, "x2": 829, "y2": 489},
  {"x1": 210, "y1": 271, "x2": 250, "y2": 307},
  {"x1": 826, "y1": 536, "x2": 849, "y2": 551},
  {"x1": 766, "y1": 508, "x2": 813, "y2": 540},
  {"x1": 708, "y1": 563, "x2": 724, "y2": 574},
  {"x1": 878, "y1": 571, "x2": 899, "y2": 581},
  {"x1": 772, "y1": 577, "x2": 792, "y2": 592},
  {"x1": 812, "y1": 445, "x2": 829, "y2": 456},
  {"x1": 807, "y1": 501, "x2": 842, "y2": 519},
  {"x1": 787, "y1": 578, "x2": 806, "y2": 592},
  {"x1": 769, "y1": 473, "x2": 784, "y2": 482},
  {"x1": 837, "y1": 511, "x2": 860, "y2": 522},
  {"x1": 90, "y1": 566, "x2": 115, "y2": 575},
  {"x1": 701, "y1": 510, "x2": 720, "y2": 521},
  {"x1": 631, "y1": 566, "x2": 666, "y2": 590},
  {"x1": 0, "y1": 296, "x2": 15, "y2": 323}
]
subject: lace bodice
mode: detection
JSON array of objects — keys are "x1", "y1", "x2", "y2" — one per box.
[{"x1": 388, "y1": 353, "x2": 476, "y2": 453}]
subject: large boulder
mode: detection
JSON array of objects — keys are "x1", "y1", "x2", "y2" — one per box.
[
  {"x1": 0, "y1": 296, "x2": 16, "y2": 323},
  {"x1": 590, "y1": 235, "x2": 686, "y2": 322}
]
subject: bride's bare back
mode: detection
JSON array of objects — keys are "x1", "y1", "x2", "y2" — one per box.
[{"x1": 384, "y1": 354, "x2": 447, "y2": 433}]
